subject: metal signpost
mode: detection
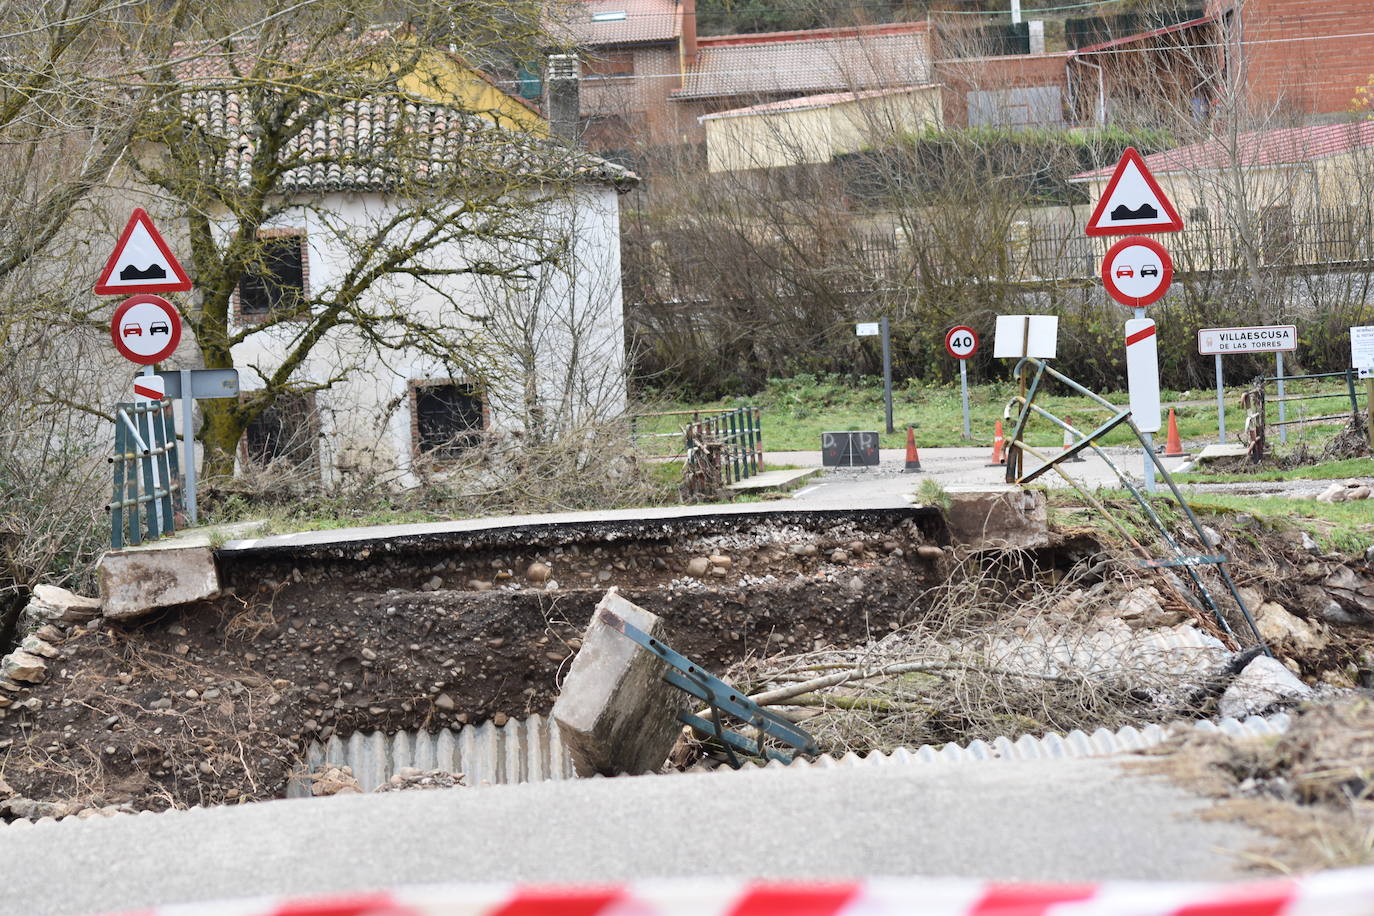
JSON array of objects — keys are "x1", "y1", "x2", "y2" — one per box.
[
  {"x1": 1087, "y1": 148, "x2": 1183, "y2": 494},
  {"x1": 1197, "y1": 326, "x2": 1297, "y2": 445},
  {"x1": 151, "y1": 369, "x2": 241, "y2": 524},
  {"x1": 857, "y1": 319, "x2": 893, "y2": 434},
  {"x1": 993, "y1": 315, "x2": 1058, "y2": 480},
  {"x1": 945, "y1": 325, "x2": 979, "y2": 439},
  {"x1": 1351, "y1": 326, "x2": 1374, "y2": 447},
  {"x1": 99, "y1": 208, "x2": 226, "y2": 542}
]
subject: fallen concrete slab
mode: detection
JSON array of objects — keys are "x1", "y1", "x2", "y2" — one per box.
[
  {"x1": 98, "y1": 546, "x2": 221, "y2": 620},
  {"x1": 726, "y1": 468, "x2": 820, "y2": 493},
  {"x1": 943, "y1": 485, "x2": 1049, "y2": 550},
  {"x1": 553, "y1": 589, "x2": 686, "y2": 777}
]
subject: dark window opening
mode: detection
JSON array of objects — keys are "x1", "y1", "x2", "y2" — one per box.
[
  {"x1": 416, "y1": 383, "x2": 485, "y2": 457},
  {"x1": 243, "y1": 394, "x2": 316, "y2": 470},
  {"x1": 240, "y1": 236, "x2": 304, "y2": 317}
]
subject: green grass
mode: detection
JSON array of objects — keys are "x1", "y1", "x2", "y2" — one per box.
[
  {"x1": 1176, "y1": 457, "x2": 1374, "y2": 484},
  {"x1": 1182, "y1": 493, "x2": 1374, "y2": 554},
  {"x1": 1049, "y1": 487, "x2": 1374, "y2": 554},
  {"x1": 634, "y1": 374, "x2": 1351, "y2": 453}
]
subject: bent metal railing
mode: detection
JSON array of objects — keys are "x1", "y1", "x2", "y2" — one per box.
[
  {"x1": 1002, "y1": 358, "x2": 1268, "y2": 655},
  {"x1": 108, "y1": 399, "x2": 182, "y2": 549}
]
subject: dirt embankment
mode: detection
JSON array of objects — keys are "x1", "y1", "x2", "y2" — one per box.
[
  {"x1": 1, "y1": 504, "x2": 1372, "y2": 822},
  {"x1": 0, "y1": 511, "x2": 953, "y2": 815}
]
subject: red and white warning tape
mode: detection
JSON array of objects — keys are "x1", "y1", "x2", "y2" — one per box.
[{"x1": 95, "y1": 868, "x2": 1374, "y2": 916}]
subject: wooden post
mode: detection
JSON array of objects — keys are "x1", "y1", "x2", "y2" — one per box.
[{"x1": 1365, "y1": 377, "x2": 1374, "y2": 449}]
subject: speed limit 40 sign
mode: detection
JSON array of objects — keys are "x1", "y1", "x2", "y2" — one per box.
[{"x1": 945, "y1": 326, "x2": 978, "y2": 359}]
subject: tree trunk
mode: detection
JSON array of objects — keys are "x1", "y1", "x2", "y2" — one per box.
[{"x1": 200, "y1": 398, "x2": 245, "y2": 479}]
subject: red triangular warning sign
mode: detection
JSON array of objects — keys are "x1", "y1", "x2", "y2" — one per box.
[
  {"x1": 95, "y1": 208, "x2": 192, "y2": 295},
  {"x1": 1084, "y1": 147, "x2": 1184, "y2": 237}
]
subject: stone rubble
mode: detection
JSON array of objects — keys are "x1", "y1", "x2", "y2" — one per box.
[
  {"x1": 1316, "y1": 479, "x2": 1374, "y2": 502},
  {"x1": 24, "y1": 584, "x2": 101, "y2": 626},
  {"x1": 308, "y1": 764, "x2": 362, "y2": 796},
  {"x1": 375, "y1": 767, "x2": 466, "y2": 792},
  {"x1": 1219, "y1": 655, "x2": 1315, "y2": 719}
]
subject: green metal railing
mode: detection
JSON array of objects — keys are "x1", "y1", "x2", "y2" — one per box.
[{"x1": 109, "y1": 399, "x2": 181, "y2": 549}]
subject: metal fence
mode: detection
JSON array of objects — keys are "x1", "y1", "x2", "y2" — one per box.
[
  {"x1": 109, "y1": 399, "x2": 181, "y2": 548},
  {"x1": 1010, "y1": 211, "x2": 1374, "y2": 280},
  {"x1": 632, "y1": 407, "x2": 762, "y2": 496},
  {"x1": 1246, "y1": 369, "x2": 1362, "y2": 458}
]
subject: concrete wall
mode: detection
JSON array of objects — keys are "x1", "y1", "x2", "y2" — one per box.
[{"x1": 702, "y1": 87, "x2": 942, "y2": 173}]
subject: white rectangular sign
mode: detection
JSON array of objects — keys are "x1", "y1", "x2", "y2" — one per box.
[
  {"x1": 1352, "y1": 326, "x2": 1374, "y2": 378},
  {"x1": 1125, "y1": 318, "x2": 1161, "y2": 433},
  {"x1": 855, "y1": 322, "x2": 880, "y2": 337},
  {"x1": 1196, "y1": 325, "x2": 1297, "y2": 355},
  {"x1": 993, "y1": 315, "x2": 1058, "y2": 359}
]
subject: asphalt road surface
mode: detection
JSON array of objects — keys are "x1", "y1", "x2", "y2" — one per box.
[{"x1": 0, "y1": 757, "x2": 1263, "y2": 916}]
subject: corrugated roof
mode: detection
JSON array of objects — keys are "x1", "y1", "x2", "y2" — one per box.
[
  {"x1": 566, "y1": 0, "x2": 682, "y2": 46},
  {"x1": 176, "y1": 90, "x2": 636, "y2": 194},
  {"x1": 1071, "y1": 122, "x2": 1374, "y2": 181},
  {"x1": 699, "y1": 85, "x2": 938, "y2": 120},
  {"x1": 675, "y1": 25, "x2": 931, "y2": 100}
]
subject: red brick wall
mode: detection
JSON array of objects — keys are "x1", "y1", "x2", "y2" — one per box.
[
  {"x1": 1239, "y1": 0, "x2": 1374, "y2": 118},
  {"x1": 581, "y1": 42, "x2": 694, "y2": 150},
  {"x1": 934, "y1": 53, "x2": 1071, "y2": 127}
]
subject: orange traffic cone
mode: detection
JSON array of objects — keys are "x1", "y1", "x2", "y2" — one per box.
[
  {"x1": 987, "y1": 419, "x2": 1006, "y2": 467},
  {"x1": 1063, "y1": 416, "x2": 1085, "y2": 462},
  {"x1": 1164, "y1": 407, "x2": 1186, "y2": 457},
  {"x1": 903, "y1": 426, "x2": 922, "y2": 472}
]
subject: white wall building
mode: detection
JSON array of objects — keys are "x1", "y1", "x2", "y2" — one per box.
[{"x1": 192, "y1": 95, "x2": 636, "y2": 489}]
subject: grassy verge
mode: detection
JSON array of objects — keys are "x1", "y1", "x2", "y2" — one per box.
[
  {"x1": 1175, "y1": 458, "x2": 1374, "y2": 484},
  {"x1": 635, "y1": 374, "x2": 1350, "y2": 453},
  {"x1": 1050, "y1": 487, "x2": 1374, "y2": 555}
]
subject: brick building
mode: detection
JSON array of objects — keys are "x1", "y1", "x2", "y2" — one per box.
[{"x1": 565, "y1": 0, "x2": 699, "y2": 155}]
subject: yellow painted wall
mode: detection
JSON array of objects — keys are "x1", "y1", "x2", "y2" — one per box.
[
  {"x1": 396, "y1": 49, "x2": 548, "y2": 135},
  {"x1": 704, "y1": 87, "x2": 941, "y2": 173}
]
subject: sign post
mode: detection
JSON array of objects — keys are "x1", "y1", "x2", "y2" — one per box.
[
  {"x1": 1088, "y1": 148, "x2": 1183, "y2": 494},
  {"x1": 100, "y1": 209, "x2": 197, "y2": 538},
  {"x1": 857, "y1": 320, "x2": 893, "y2": 435},
  {"x1": 1350, "y1": 326, "x2": 1374, "y2": 448},
  {"x1": 1197, "y1": 325, "x2": 1298, "y2": 446},
  {"x1": 945, "y1": 326, "x2": 979, "y2": 439}
]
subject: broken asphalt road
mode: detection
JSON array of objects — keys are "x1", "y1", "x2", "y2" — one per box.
[{"x1": 0, "y1": 756, "x2": 1262, "y2": 916}]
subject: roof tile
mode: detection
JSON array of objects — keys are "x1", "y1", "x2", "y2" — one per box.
[{"x1": 1072, "y1": 122, "x2": 1374, "y2": 179}]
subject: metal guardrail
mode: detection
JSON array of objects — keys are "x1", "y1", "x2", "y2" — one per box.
[
  {"x1": 1002, "y1": 358, "x2": 1268, "y2": 656},
  {"x1": 108, "y1": 399, "x2": 181, "y2": 549}
]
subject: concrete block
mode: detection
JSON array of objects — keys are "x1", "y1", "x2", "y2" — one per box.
[
  {"x1": 553, "y1": 588, "x2": 686, "y2": 777},
  {"x1": 944, "y1": 485, "x2": 1048, "y2": 550},
  {"x1": 98, "y1": 546, "x2": 220, "y2": 620}
]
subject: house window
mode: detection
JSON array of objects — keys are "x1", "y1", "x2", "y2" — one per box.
[
  {"x1": 413, "y1": 381, "x2": 485, "y2": 457},
  {"x1": 1188, "y1": 207, "x2": 1210, "y2": 224},
  {"x1": 242, "y1": 393, "x2": 317, "y2": 471},
  {"x1": 239, "y1": 234, "x2": 305, "y2": 317},
  {"x1": 583, "y1": 51, "x2": 634, "y2": 79},
  {"x1": 591, "y1": 10, "x2": 628, "y2": 21}
]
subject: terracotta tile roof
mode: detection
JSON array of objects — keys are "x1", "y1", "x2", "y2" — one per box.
[
  {"x1": 674, "y1": 23, "x2": 930, "y2": 100},
  {"x1": 699, "y1": 84, "x2": 938, "y2": 120},
  {"x1": 178, "y1": 90, "x2": 637, "y2": 194},
  {"x1": 1070, "y1": 122, "x2": 1374, "y2": 180},
  {"x1": 565, "y1": 0, "x2": 681, "y2": 46}
]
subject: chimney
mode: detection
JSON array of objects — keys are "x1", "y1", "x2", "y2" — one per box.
[
  {"x1": 545, "y1": 54, "x2": 581, "y2": 144},
  {"x1": 681, "y1": 0, "x2": 698, "y2": 72}
]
